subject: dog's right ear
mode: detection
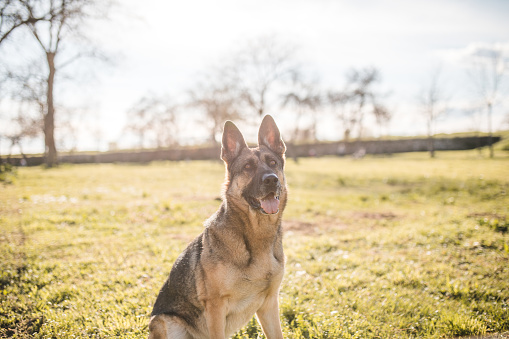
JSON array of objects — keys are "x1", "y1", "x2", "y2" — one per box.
[{"x1": 221, "y1": 121, "x2": 247, "y2": 163}]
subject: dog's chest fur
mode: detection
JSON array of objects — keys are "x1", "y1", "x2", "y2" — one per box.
[
  {"x1": 191, "y1": 214, "x2": 285, "y2": 337},
  {"x1": 224, "y1": 250, "x2": 283, "y2": 327},
  {"x1": 224, "y1": 258, "x2": 283, "y2": 336}
]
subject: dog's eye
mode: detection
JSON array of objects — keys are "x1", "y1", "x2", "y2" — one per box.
[
  {"x1": 244, "y1": 163, "x2": 252, "y2": 170},
  {"x1": 268, "y1": 160, "x2": 277, "y2": 167}
]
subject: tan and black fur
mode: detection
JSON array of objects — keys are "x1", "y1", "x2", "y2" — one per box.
[{"x1": 149, "y1": 115, "x2": 287, "y2": 339}]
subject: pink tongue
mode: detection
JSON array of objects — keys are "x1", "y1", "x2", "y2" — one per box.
[{"x1": 260, "y1": 195, "x2": 280, "y2": 214}]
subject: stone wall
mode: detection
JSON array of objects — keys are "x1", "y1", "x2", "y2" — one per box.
[
  {"x1": 288, "y1": 136, "x2": 500, "y2": 158},
  {"x1": 2, "y1": 136, "x2": 501, "y2": 166}
]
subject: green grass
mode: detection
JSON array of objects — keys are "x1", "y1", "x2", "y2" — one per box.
[{"x1": 1, "y1": 150, "x2": 509, "y2": 338}]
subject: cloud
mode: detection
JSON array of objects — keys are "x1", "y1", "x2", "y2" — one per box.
[{"x1": 436, "y1": 42, "x2": 509, "y2": 64}]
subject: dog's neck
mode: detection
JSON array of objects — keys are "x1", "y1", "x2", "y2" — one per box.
[{"x1": 222, "y1": 199, "x2": 283, "y2": 241}]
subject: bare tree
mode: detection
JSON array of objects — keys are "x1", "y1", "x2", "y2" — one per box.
[
  {"x1": 125, "y1": 96, "x2": 154, "y2": 148},
  {"x1": 327, "y1": 90, "x2": 354, "y2": 142},
  {"x1": 230, "y1": 35, "x2": 299, "y2": 119},
  {"x1": 467, "y1": 44, "x2": 508, "y2": 158},
  {"x1": 124, "y1": 94, "x2": 179, "y2": 149},
  {"x1": 0, "y1": 0, "x2": 114, "y2": 167},
  {"x1": 373, "y1": 103, "x2": 392, "y2": 138},
  {"x1": 345, "y1": 67, "x2": 383, "y2": 140},
  {"x1": 1, "y1": 63, "x2": 45, "y2": 158},
  {"x1": 282, "y1": 73, "x2": 322, "y2": 142},
  {"x1": 189, "y1": 69, "x2": 242, "y2": 144},
  {"x1": 6, "y1": 62, "x2": 47, "y2": 117},
  {"x1": 2, "y1": 62, "x2": 88, "y2": 155},
  {"x1": 328, "y1": 67, "x2": 388, "y2": 142},
  {"x1": 418, "y1": 66, "x2": 448, "y2": 158},
  {"x1": 153, "y1": 99, "x2": 179, "y2": 149},
  {"x1": 4, "y1": 109, "x2": 42, "y2": 160}
]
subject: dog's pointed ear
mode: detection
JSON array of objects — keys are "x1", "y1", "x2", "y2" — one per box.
[
  {"x1": 221, "y1": 121, "x2": 247, "y2": 163},
  {"x1": 258, "y1": 115, "x2": 286, "y2": 156}
]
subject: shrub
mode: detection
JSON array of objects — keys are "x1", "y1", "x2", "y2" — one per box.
[{"x1": 0, "y1": 162, "x2": 16, "y2": 183}]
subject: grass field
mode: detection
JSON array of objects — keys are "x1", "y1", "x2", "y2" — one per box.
[{"x1": 1, "y1": 150, "x2": 508, "y2": 338}]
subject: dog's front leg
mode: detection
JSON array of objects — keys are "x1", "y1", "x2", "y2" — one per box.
[
  {"x1": 256, "y1": 294, "x2": 284, "y2": 339},
  {"x1": 204, "y1": 298, "x2": 227, "y2": 339}
]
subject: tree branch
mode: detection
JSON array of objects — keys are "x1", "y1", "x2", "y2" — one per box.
[{"x1": 0, "y1": 0, "x2": 51, "y2": 45}]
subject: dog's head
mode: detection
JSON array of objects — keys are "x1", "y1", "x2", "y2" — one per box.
[{"x1": 221, "y1": 115, "x2": 287, "y2": 217}]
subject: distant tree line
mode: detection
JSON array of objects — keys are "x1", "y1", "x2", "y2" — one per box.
[
  {"x1": 124, "y1": 36, "x2": 393, "y2": 151},
  {"x1": 122, "y1": 37, "x2": 508, "y2": 160}
]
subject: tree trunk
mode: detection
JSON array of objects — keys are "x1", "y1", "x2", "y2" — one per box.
[
  {"x1": 210, "y1": 126, "x2": 217, "y2": 145},
  {"x1": 427, "y1": 117, "x2": 435, "y2": 158},
  {"x1": 311, "y1": 114, "x2": 318, "y2": 141},
  {"x1": 44, "y1": 52, "x2": 58, "y2": 167},
  {"x1": 258, "y1": 88, "x2": 266, "y2": 116},
  {"x1": 487, "y1": 102, "x2": 493, "y2": 158},
  {"x1": 292, "y1": 109, "x2": 303, "y2": 142},
  {"x1": 428, "y1": 135, "x2": 435, "y2": 158},
  {"x1": 344, "y1": 129, "x2": 350, "y2": 143}
]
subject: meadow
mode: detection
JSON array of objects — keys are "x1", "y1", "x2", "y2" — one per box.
[{"x1": 1, "y1": 150, "x2": 508, "y2": 338}]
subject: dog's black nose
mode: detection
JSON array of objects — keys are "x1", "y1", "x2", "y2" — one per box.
[{"x1": 262, "y1": 173, "x2": 279, "y2": 185}]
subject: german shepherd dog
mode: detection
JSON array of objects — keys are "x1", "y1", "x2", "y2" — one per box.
[{"x1": 149, "y1": 115, "x2": 287, "y2": 339}]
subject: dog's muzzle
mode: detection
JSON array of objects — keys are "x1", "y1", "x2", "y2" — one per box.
[{"x1": 259, "y1": 173, "x2": 280, "y2": 214}]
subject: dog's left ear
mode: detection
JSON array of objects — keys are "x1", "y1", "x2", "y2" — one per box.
[{"x1": 258, "y1": 115, "x2": 286, "y2": 156}]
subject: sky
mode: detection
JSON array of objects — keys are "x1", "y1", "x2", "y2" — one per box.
[{"x1": 1, "y1": 0, "x2": 509, "y2": 153}]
